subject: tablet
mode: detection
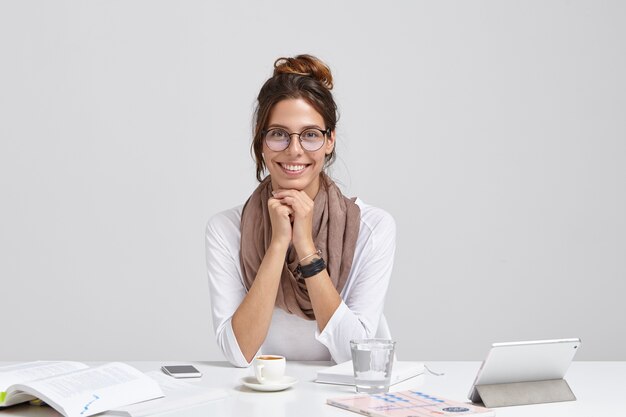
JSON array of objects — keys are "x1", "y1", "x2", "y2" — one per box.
[{"x1": 468, "y1": 338, "x2": 581, "y2": 403}]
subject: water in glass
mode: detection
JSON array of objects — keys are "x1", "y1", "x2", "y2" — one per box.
[{"x1": 350, "y1": 339, "x2": 395, "y2": 394}]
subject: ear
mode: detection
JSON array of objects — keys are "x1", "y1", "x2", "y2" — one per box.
[{"x1": 325, "y1": 130, "x2": 336, "y2": 155}]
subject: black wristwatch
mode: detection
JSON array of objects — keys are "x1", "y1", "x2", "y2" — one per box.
[{"x1": 297, "y1": 257, "x2": 327, "y2": 278}]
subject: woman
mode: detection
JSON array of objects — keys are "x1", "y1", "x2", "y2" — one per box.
[{"x1": 206, "y1": 54, "x2": 396, "y2": 367}]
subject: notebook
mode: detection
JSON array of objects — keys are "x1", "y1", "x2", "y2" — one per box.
[
  {"x1": 315, "y1": 361, "x2": 424, "y2": 386},
  {"x1": 328, "y1": 390, "x2": 495, "y2": 417}
]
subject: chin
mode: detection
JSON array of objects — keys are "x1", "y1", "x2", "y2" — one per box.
[
  {"x1": 271, "y1": 173, "x2": 317, "y2": 192},
  {"x1": 275, "y1": 178, "x2": 308, "y2": 191}
]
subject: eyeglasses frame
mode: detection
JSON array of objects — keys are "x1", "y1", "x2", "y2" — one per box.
[{"x1": 261, "y1": 127, "x2": 332, "y2": 152}]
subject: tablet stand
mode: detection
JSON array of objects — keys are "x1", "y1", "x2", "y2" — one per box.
[{"x1": 475, "y1": 378, "x2": 576, "y2": 408}]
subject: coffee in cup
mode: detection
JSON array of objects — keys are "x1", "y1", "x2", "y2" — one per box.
[{"x1": 253, "y1": 355, "x2": 286, "y2": 384}]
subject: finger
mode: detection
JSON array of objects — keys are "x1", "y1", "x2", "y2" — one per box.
[
  {"x1": 272, "y1": 189, "x2": 305, "y2": 200},
  {"x1": 269, "y1": 196, "x2": 292, "y2": 207},
  {"x1": 284, "y1": 194, "x2": 315, "y2": 214},
  {"x1": 268, "y1": 199, "x2": 294, "y2": 215},
  {"x1": 275, "y1": 190, "x2": 312, "y2": 205},
  {"x1": 278, "y1": 198, "x2": 309, "y2": 219},
  {"x1": 273, "y1": 188, "x2": 312, "y2": 199}
]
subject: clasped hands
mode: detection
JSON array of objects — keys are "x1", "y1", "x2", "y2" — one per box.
[{"x1": 268, "y1": 189, "x2": 316, "y2": 260}]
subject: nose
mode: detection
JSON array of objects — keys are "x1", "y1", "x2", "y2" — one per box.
[{"x1": 284, "y1": 133, "x2": 304, "y2": 154}]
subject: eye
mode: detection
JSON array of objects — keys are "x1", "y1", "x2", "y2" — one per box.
[
  {"x1": 269, "y1": 129, "x2": 289, "y2": 138},
  {"x1": 302, "y1": 130, "x2": 322, "y2": 140}
]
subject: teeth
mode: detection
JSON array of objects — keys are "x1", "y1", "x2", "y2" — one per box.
[{"x1": 282, "y1": 164, "x2": 306, "y2": 171}]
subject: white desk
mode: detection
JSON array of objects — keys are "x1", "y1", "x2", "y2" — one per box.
[{"x1": 0, "y1": 361, "x2": 623, "y2": 416}]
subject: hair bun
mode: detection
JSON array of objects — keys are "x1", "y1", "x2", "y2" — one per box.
[{"x1": 273, "y1": 54, "x2": 334, "y2": 90}]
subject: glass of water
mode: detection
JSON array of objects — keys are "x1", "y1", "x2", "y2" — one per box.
[{"x1": 350, "y1": 339, "x2": 396, "y2": 394}]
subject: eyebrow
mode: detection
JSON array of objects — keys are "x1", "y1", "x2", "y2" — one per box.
[{"x1": 267, "y1": 123, "x2": 325, "y2": 131}]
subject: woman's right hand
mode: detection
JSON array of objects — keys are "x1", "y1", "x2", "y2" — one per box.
[{"x1": 268, "y1": 196, "x2": 293, "y2": 248}]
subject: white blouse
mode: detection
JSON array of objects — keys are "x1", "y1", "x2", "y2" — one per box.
[{"x1": 205, "y1": 198, "x2": 396, "y2": 368}]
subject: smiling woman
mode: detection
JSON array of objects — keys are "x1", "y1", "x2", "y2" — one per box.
[{"x1": 205, "y1": 55, "x2": 397, "y2": 367}]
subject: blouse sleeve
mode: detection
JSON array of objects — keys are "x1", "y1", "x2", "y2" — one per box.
[
  {"x1": 205, "y1": 209, "x2": 256, "y2": 368},
  {"x1": 314, "y1": 207, "x2": 396, "y2": 363}
]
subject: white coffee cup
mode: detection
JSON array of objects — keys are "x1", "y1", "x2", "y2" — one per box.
[{"x1": 253, "y1": 355, "x2": 286, "y2": 384}]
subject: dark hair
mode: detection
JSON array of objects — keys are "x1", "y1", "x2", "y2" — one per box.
[{"x1": 251, "y1": 54, "x2": 339, "y2": 182}]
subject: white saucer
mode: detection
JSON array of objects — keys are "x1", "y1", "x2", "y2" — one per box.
[{"x1": 241, "y1": 376, "x2": 298, "y2": 392}]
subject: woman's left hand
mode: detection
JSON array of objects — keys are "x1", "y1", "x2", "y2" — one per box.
[{"x1": 271, "y1": 189, "x2": 316, "y2": 257}]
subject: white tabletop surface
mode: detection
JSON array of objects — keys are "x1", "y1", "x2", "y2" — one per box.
[{"x1": 1, "y1": 361, "x2": 624, "y2": 416}]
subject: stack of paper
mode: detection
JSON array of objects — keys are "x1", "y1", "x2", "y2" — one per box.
[
  {"x1": 315, "y1": 361, "x2": 424, "y2": 386},
  {"x1": 103, "y1": 371, "x2": 228, "y2": 417}
]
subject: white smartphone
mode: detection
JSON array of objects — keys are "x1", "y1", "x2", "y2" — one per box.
[{"x1": 161, "y1": 365, "x2": 202, "y2": 378}]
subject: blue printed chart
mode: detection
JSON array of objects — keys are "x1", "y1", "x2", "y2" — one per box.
[{"x1": 327, "y1": 390, "x2": 495, "y2": 417}]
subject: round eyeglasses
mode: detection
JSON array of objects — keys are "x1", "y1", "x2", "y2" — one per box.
[{"x1": 262, "y1": 127, "x2": 330, "y2": 152}]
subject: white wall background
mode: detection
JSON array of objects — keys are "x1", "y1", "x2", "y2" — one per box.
[{"x1": 1, "y1": 0, "x2": 624, "y2": 361}]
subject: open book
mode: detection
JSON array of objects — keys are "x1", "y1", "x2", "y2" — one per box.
[
  {"x1": 316, "y1": 361, "x2": 424, "y2": 386},
  {"x1": 0, "y1": 361, "x2": 163, "y2": 417}
]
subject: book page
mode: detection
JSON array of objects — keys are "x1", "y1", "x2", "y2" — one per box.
[
  {"x1": 0, "y1": 361, "x2": 88, "y2": 407},
  {"x1": 0, "y1": 361, "x2": 88, "y2": 391},
  {"x1": 103, "y1": 371, "x2": 228, "y2": 417},
  {"x1": 9, "y1": 362, "x2": 163, "y2": 417}
]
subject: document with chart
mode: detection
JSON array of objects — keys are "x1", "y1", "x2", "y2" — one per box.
[{"x1": 328, "y1": 390, "x2": 495, "y2": 417}]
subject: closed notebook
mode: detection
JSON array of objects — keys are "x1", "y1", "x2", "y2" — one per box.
[{"x1": 316, "y1": 361, "x2": 424, "y2": 386}]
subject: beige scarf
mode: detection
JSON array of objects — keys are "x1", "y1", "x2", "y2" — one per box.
[{"x1": 240, "y1": 173, "x2": 361, "y2": 320}]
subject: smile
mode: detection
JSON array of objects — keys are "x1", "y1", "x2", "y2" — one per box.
[{"x1": 279, "y1": 163, "x2": 310, "y2": 174}]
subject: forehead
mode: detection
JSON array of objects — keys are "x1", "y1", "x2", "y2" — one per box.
[{"x1": 267, "y1": 98, "x2": 324, "y2": 129}]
